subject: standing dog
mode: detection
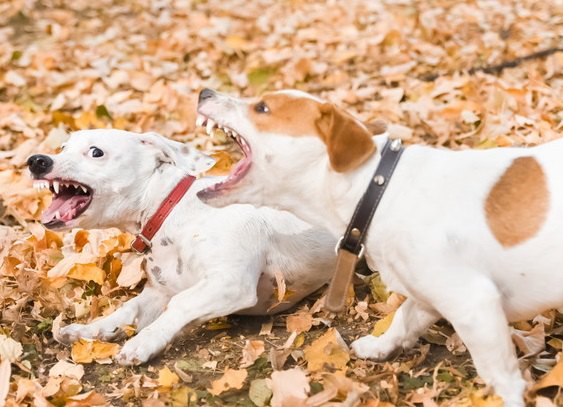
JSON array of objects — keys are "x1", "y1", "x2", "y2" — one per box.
[
  {"x1": 196, "y1": 88, "x2": 563, "y2": 406},
  {"x1": 27, "y1": 129, "x2": 336, "y2": 365}
]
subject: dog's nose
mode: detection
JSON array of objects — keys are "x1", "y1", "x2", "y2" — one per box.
[
  {"x1": 27, "y1": 154, "x2": 54, "y2": 176},
  {"x1": 198, "y1": 88, "x2": 216, "y2": 105}
]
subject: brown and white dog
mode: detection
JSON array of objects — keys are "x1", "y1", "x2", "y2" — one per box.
[{"x1": 196, "y1": 88, "x2": 563, "y2": 406}]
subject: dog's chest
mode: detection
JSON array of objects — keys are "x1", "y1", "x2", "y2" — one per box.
[{"x1": 144, "y1": 239, "x2": 200, "y2": 292}]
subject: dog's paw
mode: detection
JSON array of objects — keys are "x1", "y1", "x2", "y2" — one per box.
[
  {"x1": 58, "y1": 324, "x2": 96, "y2": 344},
  {"x1": 351, "y1": 335, "x2": 395, "y2": 360},
  {"x1": 116, "y1": 331, "x2": 168, "y2": 366},
  {"x1": 58, "y1": 323, "x2": 121, "y2": 344}
]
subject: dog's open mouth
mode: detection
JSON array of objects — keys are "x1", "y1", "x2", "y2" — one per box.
[
  {"x1": 195, "y1": 113, "x2": 252, "y2": 199},
  {"x1": 34, "y1": 179, "x2": 93, "y2": 227}
]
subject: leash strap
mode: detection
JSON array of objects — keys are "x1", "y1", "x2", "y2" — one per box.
[
  {"x1": 130, "y1": 175, "x2": 196, "y2": 254},
  {"x1": 325, "y1": 138, "x2": 404, "y2": 312}
]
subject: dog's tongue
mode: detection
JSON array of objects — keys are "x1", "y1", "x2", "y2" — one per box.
[{"x1": 41, "y1": 195, "x2": 90, "y2": 224}]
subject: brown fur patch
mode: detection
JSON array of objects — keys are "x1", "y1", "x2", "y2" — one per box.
[
  {"x1": 248, "y1": 92, "x2": 376, "y2": 172},
  {"x1": 485, "y1": 156, "x2": 549, "y2": 247},
  {"x1": 248, "y1": 93, "x2": 323, "y2": 136}
]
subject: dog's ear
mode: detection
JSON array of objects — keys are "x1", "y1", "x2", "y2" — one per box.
[
  {"x1": 315, "y1": 103, "x2": 376, "y2": 172},
  {"x1": 365, "y1": 119, "x2": 387, "y2": 135},
  {"x1": 139, "y1": 133, "x2": 215, "y2": 176}
]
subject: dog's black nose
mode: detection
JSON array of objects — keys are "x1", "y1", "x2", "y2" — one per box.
[
  {"x1": 27, "y1": 154, "x2": 54, "y2": 176},
  {"x1": 198, "y1": 88, "x2": 216, "y2": 105}
]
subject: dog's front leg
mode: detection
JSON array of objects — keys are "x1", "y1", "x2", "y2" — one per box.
[
  {"x1": 59, "y1": 286, "x2": 169, "y2": 343},
  {"x1": 351, "y1": 297, "x2": 440, "y2": 360},
  {"x1": 116, "y1": 277, "x2": 259, "y2": 365}
]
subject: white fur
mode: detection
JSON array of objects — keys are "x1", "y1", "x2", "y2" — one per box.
[
  {"x1": 197, "y1": 90, "x2": 563, "y2": 406},
  {"x1": 44, "y1": 129, "x2": 336, "y2": 365}
]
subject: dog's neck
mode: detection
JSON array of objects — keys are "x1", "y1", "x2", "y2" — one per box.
[
  {"x1": 132, "y1": 165, "x2": 190, "y2": 234},
  {"x1": 276, "y1": 134, "x2": 391, "y2": 237}
]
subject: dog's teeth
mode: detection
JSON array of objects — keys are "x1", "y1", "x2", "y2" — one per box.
[
  {"x1": 206, "y1": 119, "x2": 215, "y2": 135},
  {"x1": 54, "y1": 211, "x2": 61, "y2": 220},
  {"x1": 196, "y1": 114, "x2": 206, "y2": 127},
  {"x1": 53, "y1": 181, "x2": 60, "y2": 194},
  {"x1": 80, "y1": 185, "x2": 88, "y2": 193}
]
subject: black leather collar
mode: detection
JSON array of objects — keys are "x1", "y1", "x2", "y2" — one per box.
[
  {"x1": 326, "y1": 138, "x2": 404, "y2": 312},
  {"x1": 338, "y1": 138, "x2": 404, "y2": 256}
]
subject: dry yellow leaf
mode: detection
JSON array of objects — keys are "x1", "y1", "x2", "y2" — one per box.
[
  {"x1": 71, "y1": 339, "x2": 120, "y2": 364},
  {"x1": 208, "y1": 368, "x2": 248, "y2": 396},
  {"x1": 158, "y1": 366, "x2": 180, "y2": 388},
  {"x1": 67, "y1": 263, "x2": 106, "y2": 285},
  {"x1": 468, "y1": 391, "x2": 504, "y2": 407},
  {"x1": 303, "y1": 328, "x2": 350, "y2": 372},
  {"x1": 372, "y1": 311, "x2": 396, "y2": 337}
]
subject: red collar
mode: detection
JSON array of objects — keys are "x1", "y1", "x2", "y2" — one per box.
[{"x1": 131, "y1": 175, "x2": 196, "y2": 254}]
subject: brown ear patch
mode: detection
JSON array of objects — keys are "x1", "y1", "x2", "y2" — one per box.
[
  {"x1": 485, "y1": 156, "x2": 549, "y2": 247},
  {"x1": 315, "y1": 103, "x2": 375, "y2": 172}
]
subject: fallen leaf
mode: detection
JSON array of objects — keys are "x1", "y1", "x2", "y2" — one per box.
[
  {"x1": 49, "y1": 360, "x2": 84, "y2": 381},
  {"x1": 207, "y1": 368, "x2": 248, "y2": 396},
  {"x1": 303, "y1": 328, "x2": 350, "y2": 372},
  {"x1": 249, "y1": 378, "x2": 272, "y2": 407},
  {"x1": 0, "y1": 335, "x2": 23, "y2": 363},
  {"x1": 241, "y1": 340, "x2": 265, "y2": 368},
  {"x1": 116, "y1": 253, "x2": 145, "y2": 287},
  {"x1": 533, "y1": 357, "x2": 563, "y2": 391},
  {"x1": 372, "y1": 311, "x2": 395, "y2": 337},
  {"x1": 268, "y1": 367, "x2": 309, "y2": 407},
  {"x1": 0, "y1": 359, "x2": 10, "y2": 406},
  {"x1": 512, "y1": 323, "x2": 545, "y2": 357},
  {"x1": 286, "y1": 312, "x2": 313, "y2": 334},
  {"x1": 157, "y1": 366, "x2": 180, "y2": 388},
  {"x1": 67, "y1": 263, "x2": 106, "y2": 285},
  {"x1": 71, "y1": 339, "x2": 120, "y2": 364},
  {"x1": 65, "y1": 390, "x2": 107, "y2": 407}
]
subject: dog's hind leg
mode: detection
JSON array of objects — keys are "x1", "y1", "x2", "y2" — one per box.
[
  {"x1": 435, "y1": 274, "x2": 526, "y2": 407},
  {"x1": 351, "y1": 297, "x2": 439, "y2": 360},
  {"x1": 115, "y1": 273, "x2": 260, "y2": 365},
  {"x1": 58, "y1": 286, "x2": 169, "y2": 343}
]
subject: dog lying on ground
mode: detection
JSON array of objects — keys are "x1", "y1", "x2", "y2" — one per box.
[
  {"x1": 27, "y1": 129, "x2": 336, "y2": 365},
  {"x1": 195, "y1": 88, "x2": 563, "y2": 406}
]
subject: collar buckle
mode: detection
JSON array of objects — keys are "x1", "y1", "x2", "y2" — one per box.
[
  {"x1": 131, "y1": 234, "x2": 152, "y2": 254},
  {"x1": 334, "y1": 236, "x2": 365, "y2": 259}
]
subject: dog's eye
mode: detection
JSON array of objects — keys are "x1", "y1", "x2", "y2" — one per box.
[
  {"x1": 56, "y1": 143, "x2": 67, "y2": 153},
  {"x1": 88, "y1": 146, "x2": 104, "y2": 158},
  {"x1": 254, "y1": 101, "x2": 270, "y2": 114}
]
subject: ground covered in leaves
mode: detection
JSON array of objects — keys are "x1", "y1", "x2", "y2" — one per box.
[{"x1": 0, "y1": 0, "x2": 562, "y2": 406}]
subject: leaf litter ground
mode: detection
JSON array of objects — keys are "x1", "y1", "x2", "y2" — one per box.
[{"x1": 0, "y1": 0, "x2": 562, "y2": 406}]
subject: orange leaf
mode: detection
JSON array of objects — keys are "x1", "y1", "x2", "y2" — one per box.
[
  {"x1": 533, "y1": 358, "x2": 563, "y2": 391},
  {"x1": 67, "y1": 263, "x2": 106, "y2": 285},
  {"x1": 71, "y1": 339, "x2": 120, "y2": 364},
  {"x1": 303, "y1": 328, "x2": 350, "y2": 372},
  {"x1": 208, "y1": 368, "x2": 248, "y2": 396}
]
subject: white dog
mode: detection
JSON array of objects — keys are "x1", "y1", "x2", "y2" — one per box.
[
  {"x1": 195, "y1": 88, "x2": 563, "y2": 406},
  {"x1": 27, "y1": 129, "x2": 336, "y2": 365}
]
